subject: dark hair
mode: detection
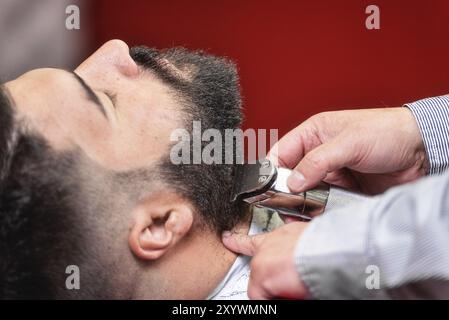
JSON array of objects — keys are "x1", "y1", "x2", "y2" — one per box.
[
  {"x1": 0, "y1": 47, "x2": 247, "y2": 299},
  {"x1": 0, "y1": 87, "x2": 95, "y2": 299},
  {"x1": 0, "y1": 87, "x2": 16, "y2": 182},
  {"x1": 130, "y1": 47, "x2": 247, "y2": 232}
]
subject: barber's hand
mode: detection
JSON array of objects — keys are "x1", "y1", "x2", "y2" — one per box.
[
  {"x1": 222, "y1": 222, "x2": 309, "y2": 300},
  {"x1": 268, "y1": 108, "x2": 428, "y2": 195}
]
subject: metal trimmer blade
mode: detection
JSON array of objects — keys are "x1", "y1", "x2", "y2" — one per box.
[
  {"x1": 230, "y1": 160, "x2": 277, "y2": 202},
  {"x1": 230, "y1": 159, "x2": 330, "y2": 221}
]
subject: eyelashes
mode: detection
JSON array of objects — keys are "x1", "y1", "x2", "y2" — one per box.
[
  {"x1": 104, "y1": 91, "x2": 117, "y2": 108},
  {"x1": 102, "y1": 91, "x2": 117, "y2": 108}
]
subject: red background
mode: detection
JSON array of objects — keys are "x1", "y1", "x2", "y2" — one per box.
[{"x1": 89, "y1": 0, "x2": 449, "y2": 136}]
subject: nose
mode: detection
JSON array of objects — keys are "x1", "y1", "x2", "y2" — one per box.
[{"x1": 75, "y1": 39, "x2": 139, "y2": 78}]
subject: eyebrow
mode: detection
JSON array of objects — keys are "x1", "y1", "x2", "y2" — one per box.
[{"x1": 66, "y1": 70, "x2": 108, "y2": 118}]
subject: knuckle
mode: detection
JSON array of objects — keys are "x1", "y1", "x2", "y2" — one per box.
[
  {"x1": 249, "y1": 236, "x2": 261, "y2": 251},
  {"x1": 260, "y1": 279, "x2": 271, "y2": 293},
  {"x1": 247, "y1": 285, "x2": 259, "y2": 300},
  {"x1": 310, "y1": 111, "x2": 333, "y2": 125},
  {"x1": 250, "y1": 256, "x2": 263, "y2": 271}
]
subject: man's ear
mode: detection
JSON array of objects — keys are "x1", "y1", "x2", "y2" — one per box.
[{"x1": 128, "y1": 192, "x2": 194, "y2": 260}]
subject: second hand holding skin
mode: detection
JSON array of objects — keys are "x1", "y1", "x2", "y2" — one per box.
[{"x1": 222, "y1": 222, "x2": 309, "y2": 300}]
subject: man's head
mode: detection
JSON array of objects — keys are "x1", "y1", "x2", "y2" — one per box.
[{"x1": 0, "y1": 40, "x2": 247, "y2": 299}]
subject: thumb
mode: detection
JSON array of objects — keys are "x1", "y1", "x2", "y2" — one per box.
[
  {"x1": 222, "y1": 232, "x2": 266, "y2": 257},
  {"x1": 287, "y1": 137, "x2": 350, "y2": 192}
]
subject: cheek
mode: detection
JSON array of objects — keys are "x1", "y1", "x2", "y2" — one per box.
[
  {"x1": 108, "y1": 108, "x2": 179, "y2": 170},
  {"x1": 37, "y1": 94, "x2": 115, "y2": 167},
  {"x1": 50, "y1": 94, "x2": 112, "y2": 149}
]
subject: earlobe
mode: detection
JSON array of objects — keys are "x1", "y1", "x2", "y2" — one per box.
[{"x1": 128, "y1": 193, "x2": 194, "y2": 261}]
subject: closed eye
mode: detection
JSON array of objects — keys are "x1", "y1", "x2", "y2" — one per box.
[
  {"x1": 67, "y1": 70, "x2": 109, "y2": 119},
  {"x1": 104, "y1": 90, "x2": 117, "y2": 107}
]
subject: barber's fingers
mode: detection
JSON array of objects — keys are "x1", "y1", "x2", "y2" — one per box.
[
  {"x1": 222, "y1": 232, "x2": 266, "y2": 257},
  {"x1": 267, "y1": 122, "x2": 312, "y2": 168},
  {"x1": 287, "y1": 136, "x2": 353, "y2": 192},
  {"x1": 323, "y1": 169, "x2": 362, "y2": 192},
  {"x1": 247, "y1": 273, "x2": 269, "y2": 300}
]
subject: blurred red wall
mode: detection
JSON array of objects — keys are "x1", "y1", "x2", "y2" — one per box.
[{"x1": 89, "y1": 0, "x2": 449, "y2": 136}]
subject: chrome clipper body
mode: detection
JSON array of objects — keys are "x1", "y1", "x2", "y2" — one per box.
[{"x1": 231, "y1": 159, "x2": 330, "y2": 221}]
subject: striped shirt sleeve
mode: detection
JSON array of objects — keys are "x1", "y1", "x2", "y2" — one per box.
[
  {"x1": 295, "y1": 171, "x2": 449, "y2": 299},
  {"x1": 405, "y1": 95, "x2": 449, "y2": 175}
]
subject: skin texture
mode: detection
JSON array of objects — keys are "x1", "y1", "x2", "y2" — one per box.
[
  {"x1": 4, "y1": 40, "x2": 248, "y2": 299},
  {"x1": 223, "y1": 107, "x2": 426, "y2": 299}
]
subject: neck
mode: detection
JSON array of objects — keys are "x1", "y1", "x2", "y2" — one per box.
[{"x1": 134, "y1": 216, "x2": 251, "y2": 299}]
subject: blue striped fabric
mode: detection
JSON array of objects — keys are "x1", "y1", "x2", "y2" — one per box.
[
  {"x1": 294, "y1": 95, "x2": 449, "y2": 299},
  {"x1": 405, "y1": 94, "x2": 449, "y2": 175}
]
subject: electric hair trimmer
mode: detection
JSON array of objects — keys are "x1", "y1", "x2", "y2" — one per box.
[{"x1": 231, "y1": 159, "x2": 368, "y2": 221}]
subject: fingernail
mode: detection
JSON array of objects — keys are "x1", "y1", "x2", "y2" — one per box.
[
  {"x1": 222, "y1": 231, "x2": 232, "y2": 238},
  {"x1": 288, "y1": 171, "x2": 306, "y2": 191}
]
